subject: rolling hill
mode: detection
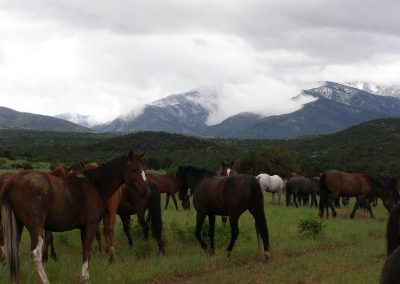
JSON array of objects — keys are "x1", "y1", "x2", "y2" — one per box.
[{"x1": 0, "y1": 107, "x2": 91, "y2": 132}]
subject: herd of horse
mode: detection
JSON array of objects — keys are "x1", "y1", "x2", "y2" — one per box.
[{"x1": 0, "y1": 151, "x2": 399, "y2": 283}]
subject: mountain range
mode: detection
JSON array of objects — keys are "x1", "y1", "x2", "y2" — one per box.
[
  {"x1": 93, "y1": 81, "x2": 400, "y2": 139},
  {"x1": 1, "y1": 81, "x2": 400, "y2": 138}
]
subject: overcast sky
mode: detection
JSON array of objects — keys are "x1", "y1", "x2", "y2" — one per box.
[{"x1": 1, "y1": 0, "x2": 400, "y2": 125}]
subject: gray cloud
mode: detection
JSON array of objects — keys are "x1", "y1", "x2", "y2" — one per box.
[{"x1": 0, "y1": 1, "x2": 399, "y2": 124}]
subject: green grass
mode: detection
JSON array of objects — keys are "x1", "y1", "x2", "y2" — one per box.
[{"x1": 0, "y1": 194, "x2": 388, "y2": 283}]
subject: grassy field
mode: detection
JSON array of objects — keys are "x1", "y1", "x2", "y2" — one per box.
[{"x1": 0, "y1": 194, "x2": 388, "y2": 284}]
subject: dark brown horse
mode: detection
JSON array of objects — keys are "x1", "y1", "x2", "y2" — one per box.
[
  {"x1": 102, "y1": 180, "x2": 164, "y2": 263},
  {"x1": 147, "y1": 172, "x2": 189, "y2": 210},
  {"x1": 216, "y1": 161, "x2": 237, "y2": 177},
  {"x1": 380, "y1": 204, "x2": 400, "y2": 283},
  {"x1": 285, "y1": 176, "x2": 319, "y2": 208},
  {"x1": 177, "y1": 166, "x2": 270, "y2": 261},
  {"x1": 1, "y1": 150, "x2": 148, "y2": 283},
  {"x1": 216, "y1": 161, "x2": 237, "y2": 223},
  {"x1": 319, "y1": 170, "x2": 397, "y2": 218}
]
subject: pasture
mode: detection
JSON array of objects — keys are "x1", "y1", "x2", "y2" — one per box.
[{"x1": 0, "y1": 193, "x2": 388, "y2": 283}]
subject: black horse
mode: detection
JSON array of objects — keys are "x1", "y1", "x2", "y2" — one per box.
[
  {"x1": 177, "y1": 166, "x2": 270, "y2": 261},
  {"x1": 286, "y1": 176, "x2": 319, "y2": 208},
  {"x1": 381, "y1": 204, "x2": 400, "y2": 283}
]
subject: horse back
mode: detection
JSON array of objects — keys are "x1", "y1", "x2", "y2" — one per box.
[
  {"x1": 147, "y1": 173, "x2": 177, "y2": 194},
  {"x1": 324, "y1": 171, "x2": 371, "y2": 197}
]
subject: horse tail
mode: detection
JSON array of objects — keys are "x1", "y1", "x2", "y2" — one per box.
[
  {"x1": 147, "y1": 182, "x2": 165, "y2": 254},
  {"x1": 1, "y1": 188, "x2": 21, "y2": 283},
  {"x1": 386, "y1": 204, "x2": 400, "y2": 255},
  {"x1": 319, "y1": 173, "x2": 328, "y2": 217},
  {"x1": 250, "y1": 178, "x2": 270, "y2": 254}
]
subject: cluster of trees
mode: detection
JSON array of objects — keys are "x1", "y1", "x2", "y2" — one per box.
[{"x1": 237, "y1": 147, "x2": 298, "y2": 178}]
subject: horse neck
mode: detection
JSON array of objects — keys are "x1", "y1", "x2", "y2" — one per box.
[{"x1": 83, "y1": 157, "x2": 126, "y2": 201}]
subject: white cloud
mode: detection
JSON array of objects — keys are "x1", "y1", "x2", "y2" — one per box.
[{"x1": 0, "y1": 1, "x2": 399, "y2": 124}]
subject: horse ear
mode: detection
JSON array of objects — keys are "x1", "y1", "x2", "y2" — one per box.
[
  {"x1": 67, "y1": 166, "x2": 73, "y2": 174},
  {"x1": 136, "y1": 150, "x2": 146, "y2": 160},
  {"x1": 127, "y1": 149, "x2": 134, "y2": 160},
  {"x1": 80, "y1": 161, "x2": 85, "y2": 169}
]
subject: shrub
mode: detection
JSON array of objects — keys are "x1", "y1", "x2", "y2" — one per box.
[
  {"x1": 298, "y1": 218, "x2": 325, "y2": 237},
  {"x1": 22, "y1": 162, "x2": 33, "y2": 170}
]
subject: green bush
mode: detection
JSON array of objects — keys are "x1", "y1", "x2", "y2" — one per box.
[
  {"x1": 22, "y1": 162, "x2": 33, "y2": 170},
  {"x1": 298, "y1": 218, "x2": 325, "y2": 237}
]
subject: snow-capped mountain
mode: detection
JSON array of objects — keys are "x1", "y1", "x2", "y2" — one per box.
[
  {"x1": 344, "y1": 81, "x2": 400, "y2": 98},
  {"x1": 55, "y1": 113, "x2": 93, "y2": 128},
  {"x1": 94, "y1": 89, "x2": 218, "y2": 133},
  {"x1": 94, "y1": 81, "x2": 400, "y2": 139}
]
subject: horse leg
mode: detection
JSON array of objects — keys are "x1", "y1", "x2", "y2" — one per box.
[
  {"x1": 120, "y1": 215, "x2": 133, "y2": 247},
  {"x1": 80, "y1": 224, "x2": 97, "y2": 284},
  {"x1": 102, "y1": 216, "x2": 110, "y2": 253},
  {"x1": 208, "y1": 214, "x2": 216, "y2": 255},
  {"x1": 350, "y1": 199, "x2": 360, "y2": 219},
  {"x1": 165, "y1": 194, "x2": 170, "y2": 210},
  {"x1": 105, "y1": 211, "x2": 117, "y2": 263},
  {"x1": 221, "y1": 216, "x2": 228, "y2": 223},
  {"x1": 328, "y1": 198, "x2": 337, "y2": 217},
  {"x1": 278, "y1": 191, "x2": 281, "y2": 205},
  {"x1": 27, "y1": 228, "x2": 50, "y2": 284},
  {"x1": 226, "y1": 215, "x2": 239, "y2": 258},
  {"x1": 137, "y1": 212, "x2": 149, "y2": 240},
  {"x1": 294, "y1": 192, "x2": 299, "y2": 208},
  {"x1": 95, "y1": 225, "x2": 102, "y2": 253},
  {"x1": 42, "y1": 231, "x2": 50, "y2": 262},
  {"x1": 171, "y1": 193, "x2": 179, "y2": 210},
  {"x1": 367, "y1": 203, "x2": 375, "y2": 218},
  {"x1": 249, "y1": 206, "x2": 270, "y2": 261},
  {"x1": 43, "y1": 231, "x2": 57, "y2": 262},
  {"x1": 272, "y1": 192, "x2": 275, "y2": 203},
  {"x1": 195, "y1": 212, "x2": 207, "y2": 250}
]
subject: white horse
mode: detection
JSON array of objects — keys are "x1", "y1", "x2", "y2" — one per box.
[{"x1": 256, "y1": 173, "x2": 285, "y2": 205}]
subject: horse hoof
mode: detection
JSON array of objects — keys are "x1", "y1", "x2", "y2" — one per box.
[
  {"x1": 263, "y1": 250, "x2": 270, "y2": 263},
  {"x1": 209, "y1": 249, "x2": 215, "y2": 256},
  {"x1": 226, "y1": 250, "x2": 232, "y2": 258}
]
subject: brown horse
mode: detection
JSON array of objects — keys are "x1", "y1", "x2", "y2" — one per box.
[
  {"x1": 1, "y1": 149, "x2": 149, "y2": 283},
  {"x1": 216, "y1": 161, "x2": 237, "y2": 177},
  {"x1": 0, "y1": 166, "x2": 73, "y2": 264},
  {"x1": 319, "y1": 170, "x2": 397, "y2": 218},
  {"x1": 216, "y1": 161, "x2": 237, "y2": 223},
  {"x1": 177, "y1": 166, "x2": 270, "y2": 261},
  {"x1": 147, "y1": 172, "x2": 187, "y2": 210},
  {"x1": 102, "y1": 179, "x2": 164, "y2": 263},
  {"x1": 380, "y1": 204, "x2": 400, "y2": 283},
  {"x1": 42, "y1": 164, "x2": 103, "y2": 262}
]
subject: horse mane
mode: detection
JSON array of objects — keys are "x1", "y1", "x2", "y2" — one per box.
[{"x1": 83, "y1": 154, "x2": 128, "y2": 192}]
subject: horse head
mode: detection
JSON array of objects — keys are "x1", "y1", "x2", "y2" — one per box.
[
  {"x1": 218, "y1": 161, "x2": 236, "y2": 176},
  {"x1": 381, "y1": 177, "x2": 400, "y2": 211},
  {"x1": 124, "y1": 150, "x2": 151, "y2": 199}
]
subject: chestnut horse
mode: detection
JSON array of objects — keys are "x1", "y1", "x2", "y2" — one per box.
[
  {"x1": 177, "y1": 166, "x2": 270, "y2": 261},
  {"x1": 319, "y1": 170, "x2": 397, "y2": 218},
  {"x1": 381, "y1": 204, "x2": 400, "y2": 283},
  {"x1": 102, "y1": 180, "x2": 164, "y2": 263},
  {"x1": 0, "y1": 150, "x2": 149, "y2": 283},
  {"x1": 147, "y1": 172, "x2": 188, "y2": 210}
]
